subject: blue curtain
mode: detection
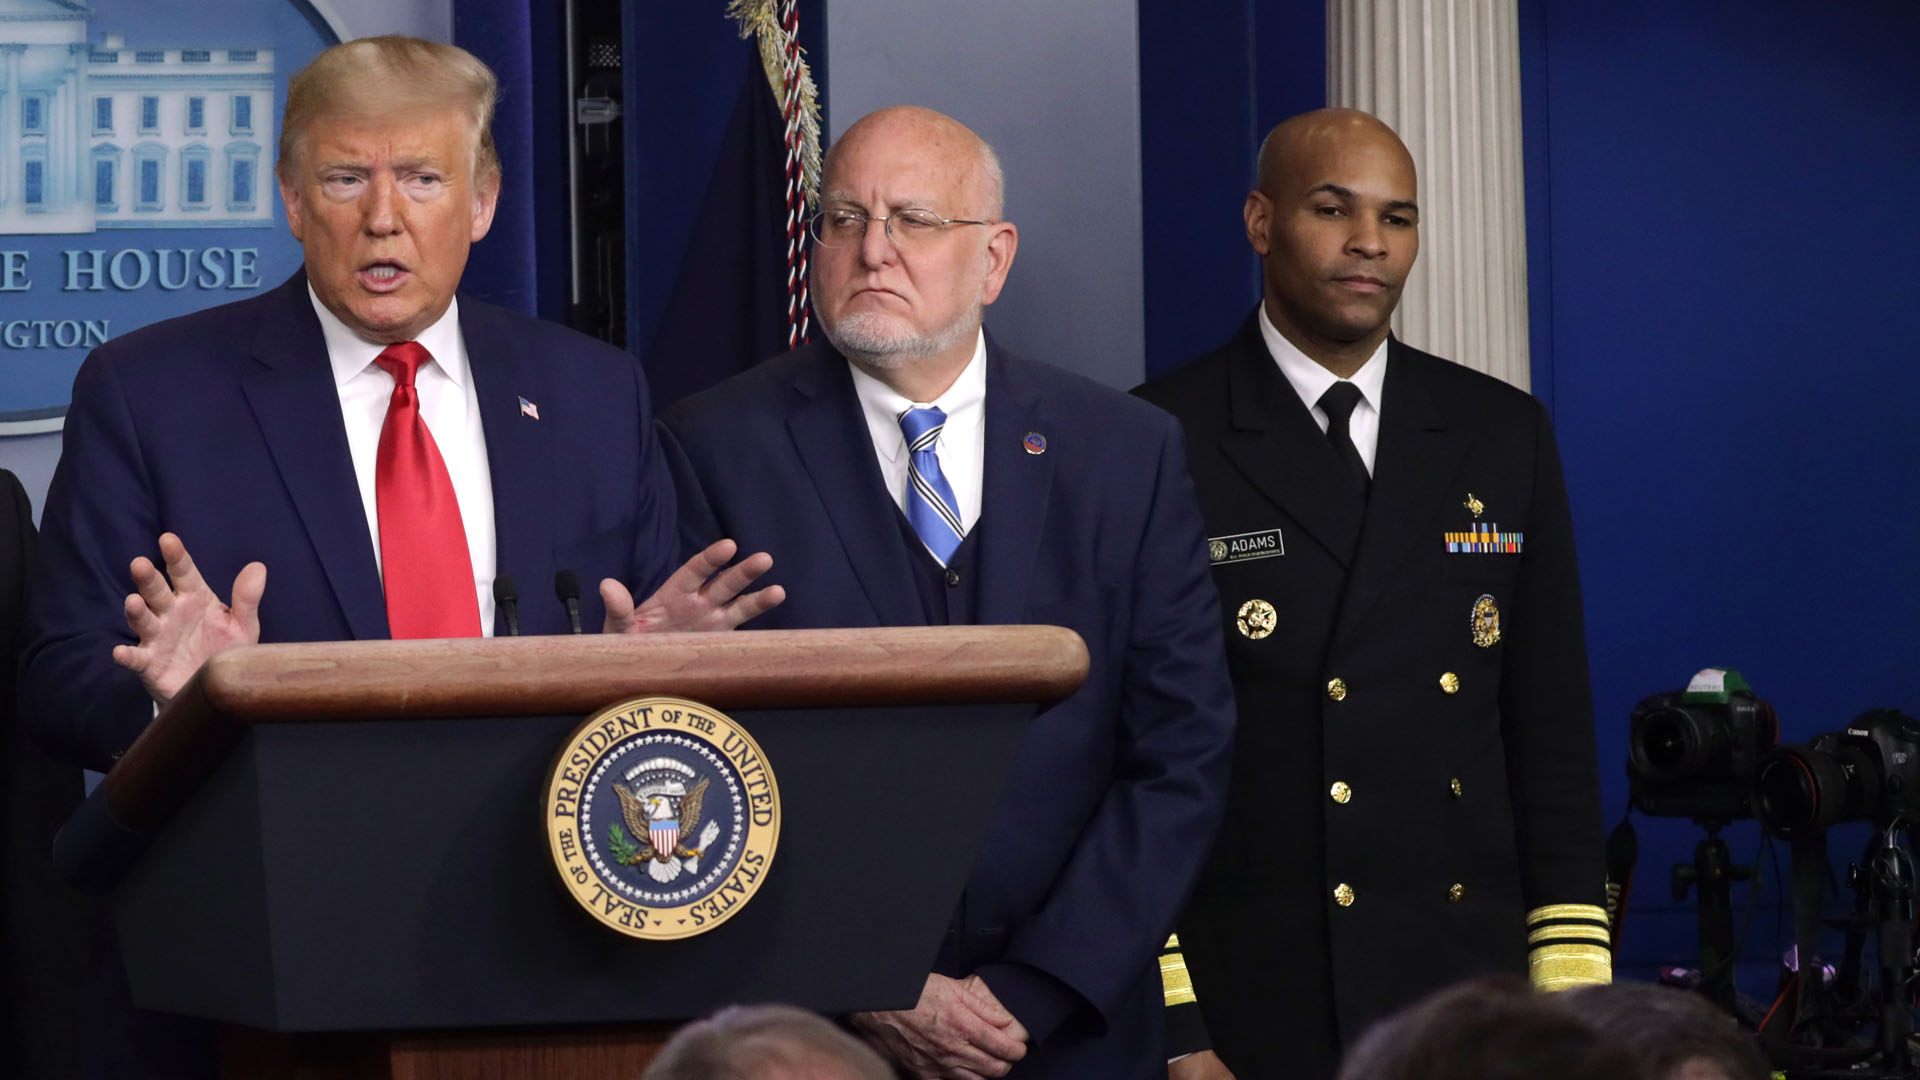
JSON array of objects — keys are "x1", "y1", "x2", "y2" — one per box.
[
  {"x1": 624, "y1": 0, "x2": 828, "y2": 407},
  {"x1": 455, "y1": 1, "x2": 570, "y2": 323},
  {"x1": 450, "y1": 0, "x2": 829, "y2": 407}
]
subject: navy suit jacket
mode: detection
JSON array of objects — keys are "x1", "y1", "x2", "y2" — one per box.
[
  {"x1": 659, "y1": 339, "x2": 1235, "y2": 1078},
  {"x1": 22, "y1": 272, "x2": 679, "y2": 771}
]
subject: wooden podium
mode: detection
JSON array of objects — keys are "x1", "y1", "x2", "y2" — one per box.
[{"x1": 55, "y1": 626, "x2": 1088, "y2": 1079}]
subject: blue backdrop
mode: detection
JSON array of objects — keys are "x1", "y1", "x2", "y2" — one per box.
[
  {"x1": 1138, "y1": 0, "x2": 1326, "y2": 378},
  {"x1": 1520, "y1": 0, "x2": 1920, "y2": 991}
]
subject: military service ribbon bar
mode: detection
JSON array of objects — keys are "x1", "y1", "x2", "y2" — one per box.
[{"x1": 1446, "y1": 522, "x2": 1524, "y2": 554}]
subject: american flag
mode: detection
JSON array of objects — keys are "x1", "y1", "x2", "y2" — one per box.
[{"x1": 518, "y1": 396, "x2": 540, "y2": 420}]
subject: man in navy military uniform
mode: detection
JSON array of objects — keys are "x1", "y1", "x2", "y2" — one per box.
[{"x1": 1136, "y1": 108, "x2": 1611, "y2": 1079}]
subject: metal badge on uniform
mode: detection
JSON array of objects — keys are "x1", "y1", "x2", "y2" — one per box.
[
  {"x1": 1023, "y1": 432, "x2": 1047, "y2": 455},
  {"x1": 1445, "y1": 521, "x2": 1523, "y2": 554},
  {"x1": 1208, "y1": 528, "x2": 1285, "y2": 565},
  {"x1": 1463, "y1": 492, "x2": 1484, "y2": 518},
  {"x1": 1470, "y1": 594, "x2": 1501, "y2": 648},
  {"x1": 1236, "y1": 599, "x2": 1277, "y2": 640}
]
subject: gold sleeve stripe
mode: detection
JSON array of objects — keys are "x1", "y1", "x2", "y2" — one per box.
[
  {"x1": 1529, "y1": 942, "x2": 1612, "y2": 991},
  {"x1": 1160, "y1": 935, "x2": 1197, "y2": 1006},
  {"x1": 1527, "y1": 903, "x2": 1610, "y2": 926},
  {"x1": 1526, "y1": 923, "x2": 1613, "y2": 946}
]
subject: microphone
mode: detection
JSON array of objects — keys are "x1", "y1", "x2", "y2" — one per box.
[
  {"x1": 554, "y1": 570, "x2": 583, "y2": 634},
  {"x1": 493, "y1": 575, "x2": 520, "y2": 637}
]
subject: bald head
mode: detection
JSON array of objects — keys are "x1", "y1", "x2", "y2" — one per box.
[
  {"x1": 824, "y1": 106, "x2": 1005, "y2": 220},
  {"x1": 1243, "y1": 108, "x2": 1420, "y2": 376},
  {"x1": 1256, "y1": 108, "x2": 1415, "y2": 200}
]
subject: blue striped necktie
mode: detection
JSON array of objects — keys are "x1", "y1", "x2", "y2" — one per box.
[{"x1": 899, "y1": 406, "x2": 965, "y2": 565}]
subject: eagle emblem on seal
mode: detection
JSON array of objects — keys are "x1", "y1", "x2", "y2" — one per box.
[{"x1": 612, "y1": 769, "x2": 724, "y2": 884}]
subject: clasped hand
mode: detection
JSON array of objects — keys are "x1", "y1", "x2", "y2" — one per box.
[{"x1": 850, "y1": 973, "x2": 1029, "y2": 1079}]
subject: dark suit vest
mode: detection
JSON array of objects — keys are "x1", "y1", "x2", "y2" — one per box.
[{"x1": 895, "y1": 508, "x2": 983, "y2": 626}]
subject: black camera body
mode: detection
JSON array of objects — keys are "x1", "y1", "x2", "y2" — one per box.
[
  {"x1": 1627, "y1": 668, "x2": 1779, "y2": 821},
  {"x1": 1755, "y1": 708, "x2": 1920, "y2": 838}
]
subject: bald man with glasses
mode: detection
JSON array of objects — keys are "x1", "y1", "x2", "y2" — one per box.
[{"x1": 658, "y1": 106, "x2": 1235, "y2": 1079}]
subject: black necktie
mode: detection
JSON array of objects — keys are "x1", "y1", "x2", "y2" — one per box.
[{"x1": 1317, "y1": 382, "x2": 1371, "y2": 498}]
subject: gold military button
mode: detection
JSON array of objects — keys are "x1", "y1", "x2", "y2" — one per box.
[
  {"x1": 1333, "y1": 883, "x2": 1355, "y2": 907},
  {"x1": 1330, "y1": 781, "x2": 1353, "y2": 804},
  {"x1": 1327, "y1": 678, "x2": 1348, "y2": 702},
  {"x1": 1448, "y1": 883, "x2": 1466, "y2": 903},
  {"x1": 1439, "y1": 672, "x2": 1460, "y2": 694},
  {"x1": 1449, "y1": 777, "x2": 1463, "y2": 798}
]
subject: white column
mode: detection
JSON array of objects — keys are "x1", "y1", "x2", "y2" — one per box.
[
  {"x1": 0, "y1": 46, "x2": 19, "y2": 209},
  {"x1": 1328, "y1": 0, "x2": 1531, "y2": 390},
  {"x1": 71, "y1": 44, "x2": 89, "y2": 203},
  {"x1": 52, "y1": 79, "x2": 68, "y2": 207}
]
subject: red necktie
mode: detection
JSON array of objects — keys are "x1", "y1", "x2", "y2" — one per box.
[{"x1": 373, "y1": 342, "x2": 482, "y2": 639}]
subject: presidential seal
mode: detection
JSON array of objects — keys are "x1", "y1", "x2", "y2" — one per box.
[{"x1": 544, "y1": 697, "x2": 781, "y2": 941}]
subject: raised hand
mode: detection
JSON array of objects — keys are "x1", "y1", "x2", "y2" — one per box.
[
  {"x1": 601, "y1": 539, "x2": 785, "y2": 634},
  {"x1": 849, "y1": 973, "x2": 1030, "y2": 1079},
  {"x1": 112, "y1": 532, "x2": 266, "y2": 706}
]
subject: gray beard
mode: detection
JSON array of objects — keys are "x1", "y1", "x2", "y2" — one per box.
[{"x1": 824, "y1": 303, "x2": 982, "y2": 372}]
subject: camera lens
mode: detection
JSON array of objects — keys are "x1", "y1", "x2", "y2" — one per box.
[
  {"x1": 1755, "y1": 742, "x2": 1878, "y2": 837},
  {"x1": 1755, "y1": 752, "x2": 1822, "y2": 834},
  {"x1": 1629, "y1": 705, "x2": 1723, "y2": 783}
]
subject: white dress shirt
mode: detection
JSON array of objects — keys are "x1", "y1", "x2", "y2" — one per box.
[
  {"x1": 848, "y1": 330, "x2": 987, "y2": 555},
  {"x1": 313, "y1": 288, "x2": 497, "y2": 634},
  {"x1": 1258, "y1": 304, "x2": 1389, "y2": 476}
]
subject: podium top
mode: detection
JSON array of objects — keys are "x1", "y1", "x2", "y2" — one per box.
[
  {"x1": 189, "y1": 624, "x2": 1088, "y2": 719},
  {"x1": 103, "y1": 626, "x2": 1088, "y2": 836}
]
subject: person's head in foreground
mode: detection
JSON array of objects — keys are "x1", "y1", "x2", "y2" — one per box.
[
  {"x1": 1565, "y1": 980, "x2": 1771, "y2": 1080},
  {"x1": 641, "y1": 1003, "x2": 895, "y2": 1080},
  {"x1": 1335, "y1": 975, "x2": 1648, "y2": 1080}
]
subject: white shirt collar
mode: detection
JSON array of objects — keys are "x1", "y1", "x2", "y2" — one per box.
[
  {"x1": 848, "y1": 330, "x2": 988, "y2": 462},
  {"x1": 1257, "y1": 303, "x2": 1388, "y2": 416},
  {"x1": 311, "y1": 285, "x2": 469, "y2": 390}
]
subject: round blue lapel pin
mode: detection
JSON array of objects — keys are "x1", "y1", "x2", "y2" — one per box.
[{"x1": 1024, "y1": 432, "x2": 1047, "y2": 455}]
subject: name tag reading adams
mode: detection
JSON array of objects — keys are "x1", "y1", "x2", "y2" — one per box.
[{"x1": 1209, "y1": 529, "x2": 1285, "y2": 566}]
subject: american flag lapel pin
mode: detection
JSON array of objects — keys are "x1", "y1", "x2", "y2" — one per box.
[{"x1": 519, "y1": 396, "x2": 540, "y2": 420}]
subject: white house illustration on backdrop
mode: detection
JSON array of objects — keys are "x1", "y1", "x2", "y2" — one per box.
[{"x1": 0, "y1": 0, "x2": 274, "y2": 235}]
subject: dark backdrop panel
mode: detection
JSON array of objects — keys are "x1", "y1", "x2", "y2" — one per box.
[
  {"x1": 1138, "y1": 0, "x2": 1326, "y2": 380},
  {"x1": 1521, "y1": 0, "x2": 1920, "y2": 989}
]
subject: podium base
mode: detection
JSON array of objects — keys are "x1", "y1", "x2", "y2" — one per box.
[{"x1": 219, "y1": 1022, "x2": 676, "y2": 1080}]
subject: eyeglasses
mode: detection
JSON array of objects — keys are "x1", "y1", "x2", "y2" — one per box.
[{"x1": 808, "y1": 206, "x2": 992, "y2": 250}]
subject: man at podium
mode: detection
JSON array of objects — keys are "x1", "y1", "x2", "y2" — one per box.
[
  {"x1": 22, "y1": 35, "x2": 785, "y2": 1080},
  {"x1": 22, "y1": 37, "x2": 780, "y2": 772},
  {"x1": 659, "y1": 106, "x2": 1236, "y2": 1078}
]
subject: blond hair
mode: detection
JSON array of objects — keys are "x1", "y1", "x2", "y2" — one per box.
[{"x1": 277, "y1": 36, "x2": 499, "y2": 180}]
